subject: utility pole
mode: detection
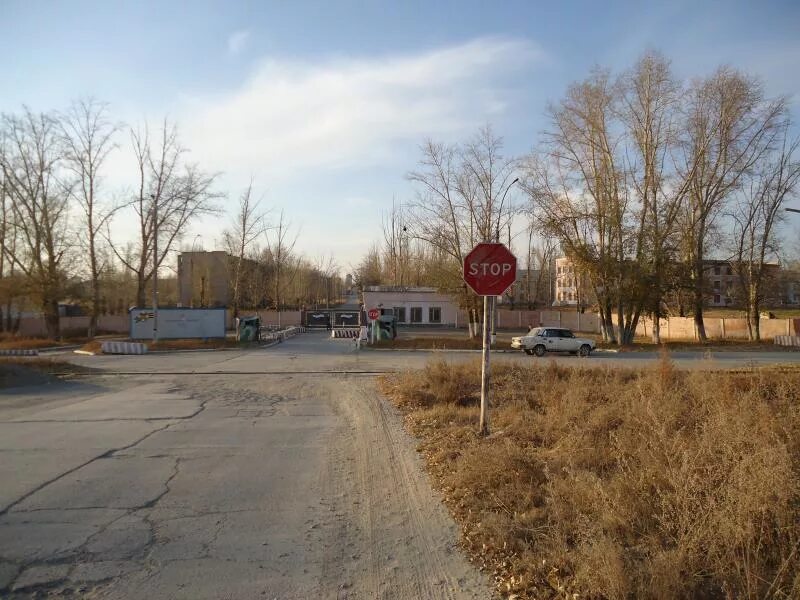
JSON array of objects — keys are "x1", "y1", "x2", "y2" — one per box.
[{"x1": 151, "y1": 194, "x2": 158, "y2": 344}]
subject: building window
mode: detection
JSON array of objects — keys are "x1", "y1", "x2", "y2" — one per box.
[
  {"x1": 713, "y1": 294, "x2": 721, "y2": 304},
  {"x1": 726, "y1": 266, "x2": 732, "y2": 275},
  {"x1": 410, "y1": 307, "x2": 422, "y2": 323},
  {"x1": 713, "y1": 280, "x2": 720, "y2": 291},
  {"x1": 714, "y1": 265, "x2": 721, "y2": 275},
  {"x1": 428, "y1": 307, "x2": 441, "y2": 323},
  {"x1": 394, "y1": 307, "x2": 406, "y2": 323}
]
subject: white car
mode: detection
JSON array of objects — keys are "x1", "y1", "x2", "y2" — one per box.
[{"x1": 511, "y1": 327, "x2": 596, "y2": 357}]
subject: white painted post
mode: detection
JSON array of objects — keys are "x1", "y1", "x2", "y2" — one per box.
[{"x1": 479, "y1": 295, "x2": 491, "y2": 436}]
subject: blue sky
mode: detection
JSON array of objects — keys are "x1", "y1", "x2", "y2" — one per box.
[{"x1": 3, "y1": 0, "x2": 800, "y2": 270}]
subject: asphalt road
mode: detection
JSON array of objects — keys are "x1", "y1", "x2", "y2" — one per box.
[
  {"x1": 1, "y1": 333, "x2": 798, "y2": 598},
  {"x1": 0, "y1": 334, "x2": 494, "y2": 599}
]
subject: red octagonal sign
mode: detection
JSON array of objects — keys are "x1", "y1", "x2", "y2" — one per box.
[{"x1": 463, "y1": 243, "x2": 517, "y2": 296}]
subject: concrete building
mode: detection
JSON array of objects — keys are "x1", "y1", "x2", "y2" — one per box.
[
  {"x1": 361, "y1": 286, "x2": 459, "y2": 326},
  {"x1": 703, "y1": 260, "x2": 737, "y2": 307},
  {"x1": 553, "y1": 255, "x2": 788, "y2": 309},
  {"x1": 553, "y1": 257, "x2": 593, "y2": 308}
]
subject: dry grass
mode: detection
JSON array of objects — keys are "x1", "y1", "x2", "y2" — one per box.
[
  {"x1": 148, "y1": 338, "x2": 239, "y2": 350},
  {"x1": 0, "y1": 357, "x2": 95, "y2": 387},
  {"x1": 0, "y1": 336, "x2": 73, "y2": 349},
  {"x1": 380, "y1": 358, "x2": 800, "y2": 599}
]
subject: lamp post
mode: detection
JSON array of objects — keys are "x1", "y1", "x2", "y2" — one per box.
[{"x1": 786, "y1": 207, "x2": 800, "y2": 214}]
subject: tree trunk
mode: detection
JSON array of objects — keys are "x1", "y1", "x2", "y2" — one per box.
[
  {"x1": 89, "y1": 278, "x2": 99, "y2": 339},
  {"x1": 43, "y1": 297, "x2": 59, "y2": 339},
  {"x1": 748, "y1": 284, "x2": 761, "y2": 341},
  {"x1": 693, "y1": 286, "x2": 706, "y2": 341},
  {"x1": 136, "y1": 274, "x2": 147, "y2": 308},
  {"x1": 652, "y1": 311, "x2": 661, "y2": 344},
  {"x1": 692, "y1": 242, "x2": 708, "y2": 340}
]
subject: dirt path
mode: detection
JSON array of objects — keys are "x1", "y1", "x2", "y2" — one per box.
[
  {"x1": 316, "y1": 375, "x2": 489, "y2": 599},
  {"x1": 1, "y1": 370, "x2": 490, "y2": 599}
]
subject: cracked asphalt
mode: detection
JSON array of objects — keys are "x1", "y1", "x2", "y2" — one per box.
[
  {"x1": 2, "y1": 331, "x2": 798, "y2": 599},
  {"x1": 0, "y1": 334, "x2": 493, "y2": 599}
]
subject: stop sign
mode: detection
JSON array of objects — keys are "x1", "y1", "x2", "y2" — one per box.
[
  {"x1": 463, "y1": 243, "x2": 517, "y2": 296},
  {"x1": 368, "y1": 308, "x2": 380, "y2": 320}
]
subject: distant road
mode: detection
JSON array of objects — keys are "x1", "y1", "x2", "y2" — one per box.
[{"x1": 56, "y1": 331, "x2": 800, "y2": 374}]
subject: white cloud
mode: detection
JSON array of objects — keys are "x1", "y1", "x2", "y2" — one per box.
[
  {"x1": 227, "y1": 30, "x2": 250, "y2": 56},
  {"x1": 179, "y1": 37, "x2": 544, "y2": 184}
]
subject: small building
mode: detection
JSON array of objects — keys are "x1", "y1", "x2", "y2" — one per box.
[{"x1": 361, "y1": 286, "x2": 458, "y2": 326}]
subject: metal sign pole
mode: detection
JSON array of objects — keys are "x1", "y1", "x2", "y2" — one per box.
[
  {"x1": 479, "y1": 294, "x2": 491, "y2": 435},
  {"x1": 152, "y1": 194, "x2": 158, "y2": 344}
]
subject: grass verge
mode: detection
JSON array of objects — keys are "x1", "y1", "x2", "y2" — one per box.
[
  {"x1": 379, "y1": 357, "x2": 800, "y2": 599},
  {"x1": 0, "y1": 357, "x2": 96, "y2": 388}
]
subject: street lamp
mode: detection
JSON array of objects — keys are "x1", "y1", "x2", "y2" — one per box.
[
  {"x1": 495, "y1": 177, "x2": 520, "y2": 242},
  {"x1": 786, "y1": 207, "x2": 800, "y2": 214}
]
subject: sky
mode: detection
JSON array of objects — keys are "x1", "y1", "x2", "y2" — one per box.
[{"x1": 3, "y1": 0, "x2": 800, "y2": 273}]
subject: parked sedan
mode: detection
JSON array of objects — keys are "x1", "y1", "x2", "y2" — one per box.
[{"x1": 511, "y1": 327, "x2": 596, "y2": 357}]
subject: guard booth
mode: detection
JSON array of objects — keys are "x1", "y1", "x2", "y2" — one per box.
[
  {"x1": 302, "y1": 309, "x2": 363, "y2": 329},
  {"x1": 236, "y1": 316, "x2": 261, "y2": 342},
  {"x1": 371, "y1": 314, "x2": 397, "y2": 340}
]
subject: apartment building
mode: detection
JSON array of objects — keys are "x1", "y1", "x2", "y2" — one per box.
[{"x1": 553, "y1": 257, "x2": 593, "y2": 308}]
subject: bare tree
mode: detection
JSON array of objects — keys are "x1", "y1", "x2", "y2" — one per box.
[
  {"x1": 406, "y1": 126, "x2": 518, "y2": 337},
  {"x1": 618, "y1": 52, "x2": 684, "y2": 343},
  {"x1": 381, "y1": 200, "x2": 409, "y2": 286},
  {"x1": 525, "y1": 231, "x2": 556, "y2": 309},
  {"x1": 223, "y1": 180, "x2": 267, "y2": 320},
  {"x1": 525, "y1": 68, "x2": 638, "y2": 343},
  {"x1": 59, "y1": 98, "x2": 120, "y2": 338},
  {"x1": 678, "y1": 67, "x2": 784, "y2": 340},
  {"x1": 0, "y1": 167, "x2": 23, "y2": 332},
  {"x1": 0, "y1": 109, "x2": 71, "y2": 338},
  {"x1": 731, "y1": 122, "x2": 800, "y2": 339},
  {"x1": 265, "y1": 209, "x2": 299, "y2": 328},
  {"x1": 109, "y1": 119, "x2": 219, "y2": 307}
]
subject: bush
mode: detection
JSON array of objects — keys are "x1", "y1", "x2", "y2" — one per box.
[{"x1": 380, "y1": 357, "x2": 800, "y2": 599}]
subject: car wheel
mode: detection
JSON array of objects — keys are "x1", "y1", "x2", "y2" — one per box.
[
  {"x1": 524, "y1": 348, "x2": 534, "y2": 356},
  {"x1": 578, "y1": 344, "x2": 592, "y2": 357},
  {"x1": 533, "y1": 344, "x2": 546, "y2": 357}
]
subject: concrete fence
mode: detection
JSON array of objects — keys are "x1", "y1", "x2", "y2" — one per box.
[
  {"x1": 228, "y1": 310, "x2": 302, "y2": 329},
  {"x1": 16, "y1": 315, "x2": 129, "y2": 337},
  {"x1": 457, "y1": 309, "x2": 601, "y2": 333},
  {"x1": 616, "y1": 315, "x2": 797, "y2": 341}
]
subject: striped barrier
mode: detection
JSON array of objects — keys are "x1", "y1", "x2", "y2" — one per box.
[
  {"x1": 101, "y1": 341, "x2": 148, "y2": 355},
  {"x1": 331, "y1": 328, "x2": 359, "y2": 339},
  {"x1": 261, "y1": 326, "x2": 306, "y2": 344},
  {"x1": 775, "y1": 335, "x2": 800, "y2": 347},
  {"x1": 0, "y1": 348, "x2": 38, "y2": 356}
]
